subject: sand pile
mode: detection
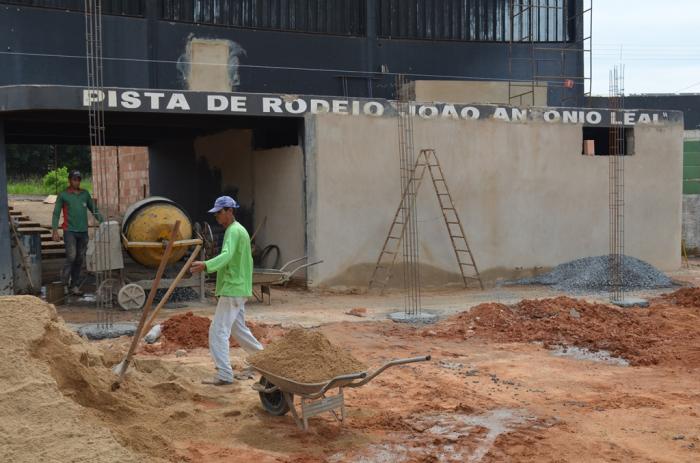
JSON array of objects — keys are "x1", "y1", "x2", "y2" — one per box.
[
  {"x1": 156, "y1": 311, "x2": 281, "y2": 353},
  {"x1": 249, "y1": 329, "x2": 367, "y2": 383},
  {"x1": 426, "y1": 296, "x2": 700, "y2": 366},
  {"x1": 0, "y1": 296, "x2": 143, "y2": 462}
]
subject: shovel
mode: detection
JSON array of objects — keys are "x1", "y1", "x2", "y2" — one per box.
[{"x1": 111, "y1": 221, "x2": 180, "y2": 388}]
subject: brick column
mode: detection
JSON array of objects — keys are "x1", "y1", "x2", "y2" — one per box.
[{"x1": 91, "y1": 146, "x2": 149, "y2": 217}]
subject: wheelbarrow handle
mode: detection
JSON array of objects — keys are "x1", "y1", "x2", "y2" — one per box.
[
  {"x1": 310, "y1": 371, "x2": 368, "y2": 398},
  {"x1": 345, "y1": 355, "x2": 432, "y2": 388},
  {"x1": 279, "y1": 256, "x2": 309, "y2": 272},
  {"x1": 287, "y1": 260, "x2": 324, "y2": 275}
]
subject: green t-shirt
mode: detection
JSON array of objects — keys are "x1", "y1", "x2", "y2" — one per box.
[
  {"x1": 204, "y1": 221, "x2": 253, "y2": 297},
  {"x1": 51, "y1": 188, "x2": 103, "y2": 232}
]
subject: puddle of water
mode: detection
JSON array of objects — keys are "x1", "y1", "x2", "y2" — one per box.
[
  {"x1": 550, "y1": 345, "x2": 629, "y2": 366},
  {"x1": 329, "y1": 409, "x2": 530, "y2": 463}
]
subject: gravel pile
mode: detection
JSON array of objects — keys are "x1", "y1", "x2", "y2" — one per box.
[
  {"x1": 510, "y1": 255, "x2": 673, "y2": 293},
  {"x1": 152, "y1": 287, "x2": 200, "y2": 303}
]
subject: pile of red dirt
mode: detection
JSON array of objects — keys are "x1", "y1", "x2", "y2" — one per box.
[
  {"x1": 152, "y1": 311, "x2": 282, "y2": 354},
  {"x1": 658, "y1": 287, "x2": 700, "y2": 307},
  {"x1": 426, "y1": 296, "x2": 700, "y2": 366}
]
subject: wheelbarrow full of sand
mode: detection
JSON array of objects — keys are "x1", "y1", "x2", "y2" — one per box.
[{"x1": 250, "y1": 355, "x2": 431, "y2": 431}]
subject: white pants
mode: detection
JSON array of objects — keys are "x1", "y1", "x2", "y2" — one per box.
[{"x1": 209, "y1": 296, "x2": 263, "y2": 382}]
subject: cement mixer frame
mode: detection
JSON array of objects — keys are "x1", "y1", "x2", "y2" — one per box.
[{"x1": 92, "y1": 197, "x2": 206, "y2": 311}]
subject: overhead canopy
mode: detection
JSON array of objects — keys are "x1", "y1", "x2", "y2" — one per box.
[{"x1": 0, "y1": 84, "x2": 684, "y2": 145}]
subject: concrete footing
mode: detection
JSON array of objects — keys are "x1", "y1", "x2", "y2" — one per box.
[
  {"x1": 76, "y1": 323, "x2": 137, "y2": 340},
  {"x1": 388, "y1": 311, "x2": 438, "y2": 324},
  {"x1": 612, "y1": 297, "x2": 649, "y2": 308}
]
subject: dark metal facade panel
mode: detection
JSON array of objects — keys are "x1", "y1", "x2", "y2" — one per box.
[
  {"x1": 161, "y1": 0, "x2": 366, "y2": 36},
  {"x1": 0, "y1": 1, "x2": 584, "y2": 102},
  {"x1": 376, "y1": 0, "x2": 566, "y2": 42},
  {"x1": 2, "y1": 0, "x2": 144, "y2": 16}
]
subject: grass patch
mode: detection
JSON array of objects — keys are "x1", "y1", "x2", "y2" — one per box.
[{"x1": 7, "y1": 177, "x2": 93, "y2": 195}]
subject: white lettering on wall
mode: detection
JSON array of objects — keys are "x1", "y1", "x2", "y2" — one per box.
[
  {"x1": 208, "y1": 95, "x2": 228, "y2": 111},
  {"x1": 263, "y1": 97, "x2": 283, "y2": 113},
  {"x1": 144, "y1": 92, "x2": 165, "y2": 110},
  {"x1": 230, "y1": 96, "x2": 247, "y2": 112},
  {"x1": 544, "y1": 110, "x2": 560, "y2": 122},
  {"x1": 121, "y1": 91, "x2": 142, "y2": 109},
  {"x1": 285, "y1": 99, "x2": 308, "y2": 114},
  {"x1": 166, "y1": 93, "x2": 190, "y2": 110}
]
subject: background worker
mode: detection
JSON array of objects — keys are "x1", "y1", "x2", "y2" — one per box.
[
  {"x1": 51, "y1": 170, "x2": 103, "y2": 296},
  {"x1": 190, "y1": 195, "x2": 263, "y2": 386}
]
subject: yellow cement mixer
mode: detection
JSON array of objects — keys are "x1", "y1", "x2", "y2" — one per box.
[
  {"x1": 90, "y1": 197, "x2": 204, "y2": 310},
  {"x1": 121, "y1": 197, "x2": 199, "y2": 267}
]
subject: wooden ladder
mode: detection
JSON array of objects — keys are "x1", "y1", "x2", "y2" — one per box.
[{"x1": 369, "y1": 149, "x2": 483, "y2": 292}]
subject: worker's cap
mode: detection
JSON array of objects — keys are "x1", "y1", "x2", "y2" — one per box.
[
  {"x1": 208, "y1": 196, "x2": 240, "y2": 213},
  {"x1": 68, "y1": 170, "x2": 82, "y2": 179}
]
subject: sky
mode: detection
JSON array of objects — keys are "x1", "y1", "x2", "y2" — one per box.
[{"x1": 591, "y1": 0, "x2": 700, "y2": 95}]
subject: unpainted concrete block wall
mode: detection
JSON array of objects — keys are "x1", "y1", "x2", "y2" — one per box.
[{"x1": 305, "y1": 113, "x2": 683, "y2": 288}]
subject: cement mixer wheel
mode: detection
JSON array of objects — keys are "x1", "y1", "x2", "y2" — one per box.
[{"x1": 118, "y1": 284, "x2": 146, "y2": 311}]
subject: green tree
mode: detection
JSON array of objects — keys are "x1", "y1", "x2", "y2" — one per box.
[{"x1": 42, "y1": 167, "x2": 69, "y2": 194}]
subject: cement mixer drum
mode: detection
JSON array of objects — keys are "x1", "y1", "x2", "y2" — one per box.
[{"x1": 121, "y1": 197, "x2": 193, "y2": 268}]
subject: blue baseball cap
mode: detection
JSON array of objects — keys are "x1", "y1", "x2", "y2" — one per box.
[{"x1": 208, "y1": 196, "x2": 240, "y2": 213}]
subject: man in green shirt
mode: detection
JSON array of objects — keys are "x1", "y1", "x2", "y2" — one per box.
[
  {"x1": 191, "y1": 196, "x2": 263, "y2": 385},
  {"x1": 51, "y1": 170, "x2": 103, "y2": 296}
]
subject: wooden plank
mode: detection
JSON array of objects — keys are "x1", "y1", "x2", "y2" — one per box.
[
  {"x1": 42, "y1": 241, "x2": 64, "y2": 250},
  {"x1": 17, "y1": 227, "x2": 49, "y2": 233},
  {"x1": 42, "y1": 249, "x2": 67, "y2": 258}
]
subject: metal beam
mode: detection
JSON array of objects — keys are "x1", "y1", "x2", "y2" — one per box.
[{"x1": 0, "y1": 120, "x2": 14, "y2": 294}]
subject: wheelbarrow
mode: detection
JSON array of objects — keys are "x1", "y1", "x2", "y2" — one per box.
[
  {"x1": 251, "y1": 355, "x2": 431, "y2": 431},
  {"x1": 252, "y1": 256, "x2": 323, "y2": 304}
]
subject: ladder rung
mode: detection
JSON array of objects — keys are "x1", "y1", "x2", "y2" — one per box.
[
  {"x1": 381, "y1": 251, "x2": 397, "y2": 255},
  {"x1": 446, "y1": 221, "x2": 460, "y2": 224}
]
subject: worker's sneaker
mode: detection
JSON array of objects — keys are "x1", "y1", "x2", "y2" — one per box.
[
  {"x1": 233, "y1": 367, "x2": 256, "y2": 381},
  {"x1": 70, "y1": 287, "x2": 83, "y2": 296},
  {"x1": 201, "y1": 378, "x2": 233, "y2": 386}
]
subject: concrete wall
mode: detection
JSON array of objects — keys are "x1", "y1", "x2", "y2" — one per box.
[
  {"x1": 151, "y1": 130, "x2": 305, "y2": 260},
  {"x1": 305, "y1": 114, "x2": 683, "y2": 288},
  {"x1": 252, "y1": 146, "x2": 306, "y2": 266},
  {"x1": 193, "y1": 129, "x2": 254, "y2": 209},
  {"x1": 411, "y1": 80, "x2": 548, "y2": 107}
]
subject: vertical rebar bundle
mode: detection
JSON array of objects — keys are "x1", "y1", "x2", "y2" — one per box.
[
  {"x1": 608, "y1": 65, "x2": 625, "y2": 303},
  {"x1": 85, "y1": 0, "x2": 114, "y2": 317},
  {"x1": 395, "y1": 75, "x2": 421, "y2": 316}
]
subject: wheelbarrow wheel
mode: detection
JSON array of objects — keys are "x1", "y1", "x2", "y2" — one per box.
[{"x1": 258, "y1": 377, "x2": 290, "y2": 416}]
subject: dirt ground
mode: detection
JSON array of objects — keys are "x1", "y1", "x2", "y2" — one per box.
[
  {"x1": 6, "y1": 197, "x2": 700, "y2": 461},
  {"x1": 3, "y1": 284, "x2": 699, "y2": 463}
]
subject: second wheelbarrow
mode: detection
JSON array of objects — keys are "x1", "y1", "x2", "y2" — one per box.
[{"x1": 253, "y1": 256, "x2": 322, "y2": 304}]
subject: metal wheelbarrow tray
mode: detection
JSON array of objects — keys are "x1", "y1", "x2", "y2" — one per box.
[
  {"x1": 252, "y1": 256, "x2": 323, "y2": 304},
  {"x1": 251, "y1": 355, "x2": 431, "y2": 431}
]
